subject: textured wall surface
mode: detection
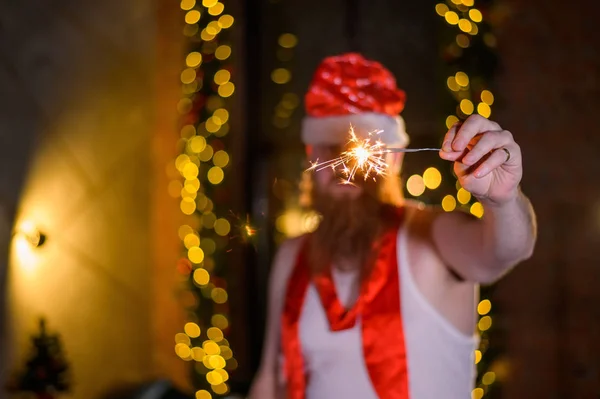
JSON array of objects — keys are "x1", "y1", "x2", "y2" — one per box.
[{"x1": 0, "y1": 1, "x2": 188, "y2": 398}]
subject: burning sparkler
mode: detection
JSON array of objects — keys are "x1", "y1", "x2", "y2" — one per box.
[{"x1": 307, "y1": 125, "x2": 439, "y2": 183}]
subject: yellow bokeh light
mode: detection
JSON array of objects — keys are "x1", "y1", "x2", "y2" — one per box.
[
  {"x1": 203, "y1": 340, "x2": 220, "y2": 355},
  {"x1": 462, "y1": 0, "x2": 474, "y2": 5},
  {"x1": 202, "y1": 0, "x2": 217, "y2": 7},
  {"x1": 435, "y1": 3, "x2": 449, "y2": 16},
  {"x1": 456, "y1": 34, "x2": 470, "y2": 48},
  {"x1": 446, "y1": 76, "x2": 460, "y2": 92},
  {"x1": 183, "y1": 162, "x2": 199, "y2": 179},
  {"x1": 220, "y1": 346, "x2": 232, "y2": 360},
  {"x1": 406, "y1": 175, "x2": 425, "y2": 197},
  {"x1": 218, "y1": 14, "x2": 234, "y2": 29},
  {"x1": 444, "y1": 11, "x2": 459, "y2": 25},
  {"x1": 455, "y1": 71, "x2": 469, "y2": 87},
  {"x1": 181, "y1": 187, "x2": 197, "y2": 200},
  {"x1": 278, "y1": 33, "x2": 298, "y2": 48},
  {"x1": 469, "y1": 8, "x2": 483, "y2": 22},
  {"x1": 271, "y1": 68, "x2": 291, "y2": 84},
  {"x1": 215, "y1": 45, "x2": 232, "y2": 60},
  {"x1": 181, "y1": 0, "x2": 196, "y2": 10},
  {"x1": 207, "y1": 327, "x2": 224, "y2": 342},
  {"x1": 446, "y1": 115, "x2": 459, "y2": 129},
  {"x1": 185, "y1": 322, "x2": 201, "y2": 338},
  {"x1": 181, "y1": 198, "x2": 196, "y2": 215},
  {"x1": 471, "y1": 387, "x2": 484, "y2": 399},
  {"x1": 470, "y1": 202, "x2": 484, "y2": 218},
  {"x1": 206, "y1": 117, "x2": 220, "y2": 133},
  {"x1": 175, "y1": 333, "x2": 191, "y2": 345},
  {"x1": 195, "y1": 390, "x2": 212, "y2": 399},
  {"x1": 482, "y1": 371, "x2": 496, "y2": 385},
  {"x1": 470, "y1": 23, "x2": 479, "y2": 36},
  {"x1": 212, "y1": 382, "x2": 228, "y2": 394},
  {"x1": 218, "y1": 82, "x2": 235, "y2": 97},
  {"x1": 185, "y1": 10, "x2": 201, "y2": 24},
  {"x1": 206, "y1": 371, "x2": 223, "y2": 385},
  {"x1": 442, "y1": 195, "x2": 457, "y2": 212},
  {"x1": 175, "y1": 343, "x2": 192, "y2": 360},
  {"x1": 212, "y1": 314, "x2": 229, "y2": 330},
  {"x1": 188, "y1": 246, "x2": 205, "y2": 264},
  {"x1": 184, "y1": 233, "x2": 200, "y2": 249},
  {"x1": 213, "y1": 150, "x2": 230, "y2": 168},
  {"x1": 194, "y1": 268, "x2": 210, "y2": 286},
  {"x1": 178, "y1": 225, "x2": 194, "y2": 240},
  {"x1": 182, "y1": 81, "x2": 200, "y2": 95},
  {"x1": 192, "y1": 346, "x2": 206, "y2": 361},
  {"x1": 214, "y1": 218, "x2": 231, "y2": 236},
  {"x1": 176, "y1": 154, "x2": 190, "y2": 171},
  {"x1": 189, "y1": 136, "x2": 207, "y2": 153},
  {"x1": 207, "y1": 166, "x2": 224, "y2": 185},
  {"x1": 180, "y1": 125, "x2": 196, "y2": 139},
  {"x1": 200, "y1": 29, "x2": 215, "y2": 42},
  {"x1": 214, "y1": 69, "x2": 231, "y2": 85},
  {"x1": 474, "y1": 349, "x2": 482, "y2": 364},
  {"x1": 208, "y1": 2, "x2": 224, "y2": 15},
  {"x1": 478, "y1": 315, "x2": 492, "y2": 331},
  {"x1": 477, "y1": 103, "x2": 492, "y2": 118},
  {"x1": 460, "y1": 99, "x2": 474, "y2": 115},
  {"x1": 215, "y1": 369, "x2": 229, "y2": 382},
  {"x1": 457, "y1": 188, "x2": 471, "y2": 204},
  {"x1": 214, "y1": 123, "x2": 229, "y2": 137},
  {"x1": 186, "y1": 52, "x2": 203, "y2": 68},
  {"x1": 423, "y1": 167, "x2": 442, "y2": 189},
  {"x1": 478, "y1": 299, "x2": 492, "y2": 315},
  {"x1": 199, "y1": 145, "x2": 214, "y2": 162},
  {"x1": 209, "y1": 355, "x2": 226, "y2": 370},
  {"x1": 201, "y1": 237, "x2": 217, "y2": 255},
  {"x1": 481, "y1": 90, "x2": 494, "y2": 105},
  {"x1": 202, "y1": 213, "x2": 217, "y2": 229},
  {"x1": 168, "y1": 180, "x2": 183, "y2": 198},
  {"x1": 211, "y1": 288, "x2": 228, "y2": 304},
  {"x1": 458, "y1": 19, "x2": 472, "y2": 33}
]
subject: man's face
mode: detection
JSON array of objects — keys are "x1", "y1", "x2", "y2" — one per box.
[{"x1": 309, "y1": 145, "x2": 363, "y2": 200}]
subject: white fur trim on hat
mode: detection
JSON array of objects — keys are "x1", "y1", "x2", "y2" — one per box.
[{"x1": 301, "y1": 112, "x2": 409, "y2": 147}]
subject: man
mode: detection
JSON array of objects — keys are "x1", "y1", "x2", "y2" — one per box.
[{"x1": 249, "y1": 53, "x2": 536, "y2": 399}]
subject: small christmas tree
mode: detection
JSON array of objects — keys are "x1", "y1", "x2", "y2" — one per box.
[{"x1": 7, "y1": 318, "x2": 70, "y2": 399}]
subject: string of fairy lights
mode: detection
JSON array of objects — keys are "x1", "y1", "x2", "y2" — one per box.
[
  {"x1": 432, "y1": 1, "x2": 501, "y2": 398},
  {"x1": 170, "y1": 0, "x2": 238, "y2": 397}
]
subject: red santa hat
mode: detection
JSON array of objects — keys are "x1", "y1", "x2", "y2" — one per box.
[{"x1": 302, "y1": 53, "x2": 409, "y2": 148}]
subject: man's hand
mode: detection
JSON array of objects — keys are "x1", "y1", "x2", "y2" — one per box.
[{"x1": 439, "y1": 114, "x2": 522, "y2": 205}]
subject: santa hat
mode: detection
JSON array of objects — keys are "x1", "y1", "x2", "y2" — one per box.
[{"x1": 302, "y1": 53, "x2": 409, "y2": 148}]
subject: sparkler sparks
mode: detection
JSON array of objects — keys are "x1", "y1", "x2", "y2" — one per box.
[{"x1": 307, "y1": 125, "x2": 440, "y2": 183}]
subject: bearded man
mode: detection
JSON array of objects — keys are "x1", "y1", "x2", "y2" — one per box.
[{"x1": 249, "y1": 53, "x2": 536, "y2": 399}]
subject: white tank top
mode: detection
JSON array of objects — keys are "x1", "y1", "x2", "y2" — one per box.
[{"x1": 294, "y1": 218, "x2": 479, "y2": 399}]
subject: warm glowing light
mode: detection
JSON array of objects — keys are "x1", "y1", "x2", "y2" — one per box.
[
  {"x1": 185, "y1": 322, "x2": 201, "y2": 338},
  {"x1": 477, "y1": 103, "x2": 492, "y2": 118},
  {"x1": 470, "y1": 23, "x2": 479, "y2": 36},
  {"x1": 423, "y1": 167, "x2": 442, "y2": 189},
  {"x1": 189, "y1": 136, "x2": 207, "y2": 153},
  {"x1": 201, "y1": 29, "x2": 215, "y2": 41},
  {"x1": 212, "y1": 150, "x2": 229, "y2": 168},
  {"x1": 199, "y1": 145, "x2": 214, "y2": 162},
  {"x1": 462, "y1": 0, "x2": 474, "y2": 5},
  {"x1": 477, "y1": 299, "x2": 492, "y2": 315},
  {"x1": 188, "y1": 246, "x2": 205, "y2": 264},
  {"x1": 202, "y1": 213, "x2": 217, "y2": 229},
  {"x1": 457, "y1": 188, "x2": 471, "y2": 204},
  {"x1": 278, "y1": 33, "x2": 298, "y2": 48},
  {"x1": 178, "y1": 225, "x2": 194, "y2": 240},
  {"x1": 186, "y1": 52, "x2": 203, "y2": 68},
  {"x1": 206, "y1": 371, "x2": 223, "y2": 385},
  {"x1": 211, "y1": 288, "x2": 228, "y2": 304},
  {"x1": 474, "y1": 349, "x2": 482, "y2": 364},
  {"x1": 207, "y1": 167, "x2": 224, "y2": 185},
  {"x1": 181, "y1": 0, "x2": 196, "y2": 10},
  {"x1": 271, "y1": 68, "x2": 291, "y2": 84},
  {"x1": 180, "y1": 125, "x2": 196, "y2": 139},
  {"x1": 175, "y1": 343, "x2": 192, "y2": 359},
  {"x1": 214, "y1": 69, "x2": 231, "y2": 85},
  {"x1": 185, "y1": 10, "x2": 201, "y2": 24},
  {"x1": 194, "y1": 268, "x2": 210, "y2": 286},
  {"x1": 212, "y1": 382, "x2": 228, "y2": 394},
  {"x1": 455, "y1": 71, "x2": 469, "y2": 87},
  {"x1": 209, "y1": 354, "x2": 226, "y2": 369},
  {"x1": 215, "y1": 45, "x2": 232, "y2": 60},
  {"x1": 458, "y1": 19, "x2": 472, "y2": 33},
  {"x1": 482, "y1": 371, "x2": 496, "y2": 385},
  {"x1": 220, "y1": 346, "x2": 232, "y2": 360},
  {"x1": 175, "y1": 333, "x2": 191, "y2": 345},
  {"x1": 202, "y1": 0, "x2": 217, "y2": 7},
  {"x1": 183, "y1": 162, "x2": 199, "y2": 179},
  {"x1": 195, "y1": 390, "x2": 212, "y2": 399},
  {"x1": 444, "y1": 11, "x2": 459, "y2": 25},
  {"x1": 446, "y1": 115, "x2": 459, "y2": 129},
  {"x1": 181, "y1": 198, "x2": 196, "y2": 215},
  {"x1": 406, "y1": 175, "x2": 425, "y2": 197},
  {"x1": 212, "y1": 314, "x2": 229, "y2": 329},
  {"x1": 218, "y1": 15, "x2": 234, "y2": 29},
  {"x1": 218, "y1": 82, "x2": 235, "y2": 97},
  {"x1": 207, "y1": 327, "x2": 224, "y2": 342},
  {"x1": 460, "y1": 99, "x2": 474, "y2": 115},
  {"x1": 478, "y1": 315, "x2": 492, "y2": 331},
  {"x1": 192, "y1": 347, "x2": 206, "y2": 361},
  {"x1": 184, "y1": 233, "x2": 201, "y2": 249},
  {"x1": 480, "y1": 90, "x2": 494, "y2": 105},
  {"x1": 447, "y1": 76, "x2": 460, "y2": 92},
  {"x1": 470, "y1": 202, "x2": 484, "y2": 218},
  {"x1": 214, "y1": 218, "x2": 231, "y2": 236},
  {"x1": 469, "y1": 9, "x2": 482, "y2": 22},
  {"x1": 435, "y1": 3, "x2": 449, "y2": 16},
  {"x1": 208, "y1": 2, "x2": 224, "y2": 15},
  {"x1": 456, "y1": 34, "x2": 470, "y2": 48},
  {"x1": 203, "y1": 340, "x2": 220, "y2": 355},
  {"x1": 471, "y1": 388, "x2": 484, "y2": 399},
  {"x1": 442, "y1": 195, "x2": 457, "y2": 212},
  {"x1": 183, "y1": 24, "x2": 199, "y2": 37}
]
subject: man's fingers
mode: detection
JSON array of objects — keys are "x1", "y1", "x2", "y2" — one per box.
[
  {"x1": 452, "y1": 115, "x2": 501, "y2": 152},
  {"x1": 442, "y1": 123, "x2": 460, "y2": 152},
  {"x1": 461, "y1": 130, "x2": 512, "y2": 166}
]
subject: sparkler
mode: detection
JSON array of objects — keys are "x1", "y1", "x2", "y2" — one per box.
[{"x1": 307, "y1": 125, "x2": 440, "y2": 183}]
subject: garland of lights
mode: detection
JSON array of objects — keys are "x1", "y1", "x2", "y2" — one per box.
[{"x1": 171, "y1": 0, "x2": 238, "y2": 397}]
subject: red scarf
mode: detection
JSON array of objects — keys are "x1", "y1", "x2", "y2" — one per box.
[{"x1": 281, "y1": 208, "x2": 409, "y2": 399}]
